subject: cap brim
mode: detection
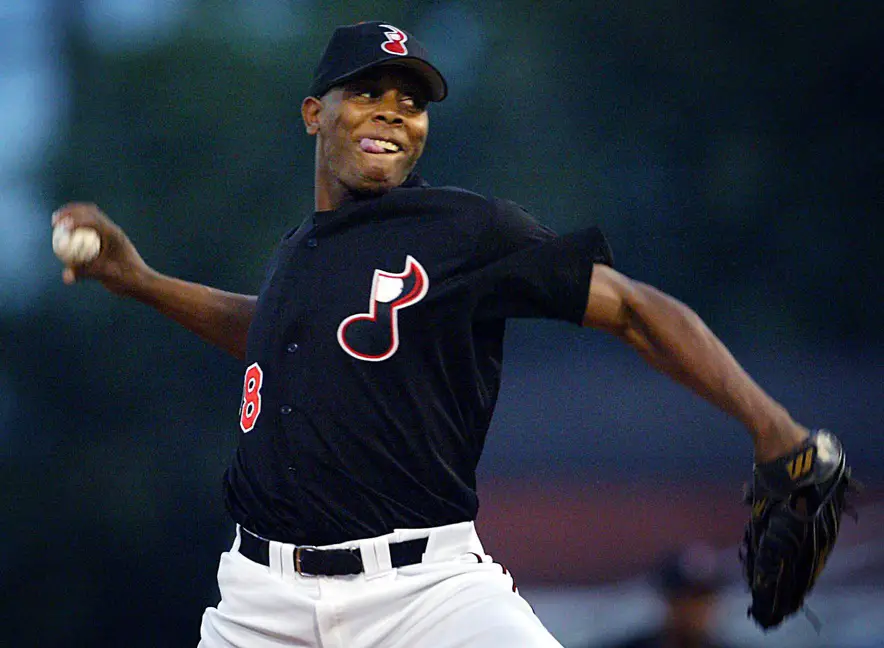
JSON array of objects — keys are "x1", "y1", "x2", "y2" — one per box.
[{"x1": 317, "y1": 56, "x2": 448, "y2": 102}]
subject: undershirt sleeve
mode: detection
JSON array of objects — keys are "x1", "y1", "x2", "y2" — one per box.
[{"x1": 472, "y1": 199, "x2": 614, "y2": 323}]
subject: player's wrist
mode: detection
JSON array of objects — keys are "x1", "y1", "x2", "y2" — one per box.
[
  {"x1": 752, "y1": 417, "x2": 810, "y2": 463},
  {"x1": 109, "y1": 261, "x2": 158, "y2": 300}
]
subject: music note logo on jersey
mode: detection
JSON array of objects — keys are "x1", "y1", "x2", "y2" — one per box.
[{"x1": 337, "y1": 256, "x2": 429, "y2": 362}]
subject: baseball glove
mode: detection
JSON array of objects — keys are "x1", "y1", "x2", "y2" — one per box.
[{"x1": 740, "y1": 429, "x2": 857, "y2": 629}]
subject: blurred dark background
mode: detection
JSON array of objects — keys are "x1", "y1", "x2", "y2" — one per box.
[{"x1": 2, "y1": 1, "x2": 882, "y2": 646}]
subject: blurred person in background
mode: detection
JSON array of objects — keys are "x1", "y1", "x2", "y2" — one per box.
[{"x1": 607, "y1": 544, "x2": 731, "y2": 648}]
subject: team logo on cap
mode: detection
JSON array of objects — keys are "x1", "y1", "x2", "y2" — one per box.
[
  {"x1": 337, "y1": 256, "x2": 428, "y2": 361},
  {"x1": 379, "y1": 24, "x2": 408, "y2": 56}
]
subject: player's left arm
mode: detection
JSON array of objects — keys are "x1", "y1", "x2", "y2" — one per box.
[
  {"x1": 583, "y1": 263, "x2": 858, "y2": 628},
  {"x1": 582, "y1": 263, "x2": 809, "y2": 461}
]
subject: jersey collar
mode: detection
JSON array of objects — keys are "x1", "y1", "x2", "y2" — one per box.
[{"x1": 313, "y1": 172, "x2": 430, "y2": 229}]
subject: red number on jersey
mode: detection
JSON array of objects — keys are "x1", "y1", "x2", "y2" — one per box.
[{"x1": 239, "y1": 362, "x2": 264, "y2": 433}]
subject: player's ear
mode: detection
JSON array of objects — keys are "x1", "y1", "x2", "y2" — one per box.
[{"x1": 301, "y1": 96, "x2": 322, "y2": 136}]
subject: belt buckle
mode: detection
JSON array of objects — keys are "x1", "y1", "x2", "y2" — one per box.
[{"x1": 295, "y1": 545, "x2": 317, "y2": 576}]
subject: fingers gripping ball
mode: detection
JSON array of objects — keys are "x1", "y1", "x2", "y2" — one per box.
[{"x1": 52, "y1": 225, "x2": 101, "y2": 265}]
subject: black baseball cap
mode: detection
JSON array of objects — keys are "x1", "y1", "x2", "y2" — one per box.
[{"x1": 309, "y1": 21, "x2": 448, "y2": 102}]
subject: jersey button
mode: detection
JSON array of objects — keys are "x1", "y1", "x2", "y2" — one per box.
[
  {"x1": 286, "y1": 343, "x2": 299, "y2": 353},
  {"x1": 306, "y1": 238, "x2": 318, "y2": 248},
  {"x1": 280, "y1": 405, "x2": 292, "y2": 415}
]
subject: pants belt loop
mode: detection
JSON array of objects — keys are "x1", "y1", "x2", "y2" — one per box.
[
  {"x1": 268, "y1": 540, "x2": 285, "y2": 578},
  {"x1": 359, "y1": 537, "x2": 393, "y2": 579},
  {"x1": 280, "y1": 542, "x2": 296, "y2": 578},
  {"x1": 423, "y1": 521, "x2": 478, "y2": 562}
]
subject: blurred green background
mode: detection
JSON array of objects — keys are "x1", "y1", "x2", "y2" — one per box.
[{"x1": 2, "y1": 1, "x2": 882, "y2": 646}]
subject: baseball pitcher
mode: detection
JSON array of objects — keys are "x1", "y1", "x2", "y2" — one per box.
[{"x1": 52, "y1": 21, "x2": 854, "y2": 648}]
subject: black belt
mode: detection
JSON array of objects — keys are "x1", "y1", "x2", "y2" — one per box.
[{"x1": 238, "y1": 529, "x2": 429, "y2": 576}]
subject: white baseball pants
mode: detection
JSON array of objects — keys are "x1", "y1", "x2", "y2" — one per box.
[{"x1": 198, "y1": 522, "x2": 562, "y2": 648}]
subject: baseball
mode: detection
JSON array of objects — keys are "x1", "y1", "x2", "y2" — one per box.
[{"x1": 52, "y1": 225, "x2": 101, "y2": 265}]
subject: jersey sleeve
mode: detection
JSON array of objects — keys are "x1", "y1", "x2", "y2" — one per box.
[{"x1": 472, "y1": 199, "x2": 614, "y2": 323}]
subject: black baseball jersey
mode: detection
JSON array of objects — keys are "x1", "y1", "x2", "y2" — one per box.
[{"x1": 224, "y1": 174, "x2": 613, "y2": 545}]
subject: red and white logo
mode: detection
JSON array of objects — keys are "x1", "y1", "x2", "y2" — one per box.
[
  {"x1": 379, "y1": 24, "x2": 408, "y2": 56},
  {"x1": 337, "y1": 256, "x2": 429, "y2": 361},
  {"x1": 238, "y1": 362, "x2": 264, "y2": 433}
]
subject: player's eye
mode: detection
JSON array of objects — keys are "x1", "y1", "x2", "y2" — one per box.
[
  {"x1": 401, "y1": 94, "x2": 428, "y2": 112},
  {"x1": 346, "y1": 84, "x2": 379, "y2": 101}
]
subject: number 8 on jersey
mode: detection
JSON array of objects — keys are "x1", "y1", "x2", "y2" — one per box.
[{"x1": 239, "y1": 362, "x2": 264, "y2": 433}]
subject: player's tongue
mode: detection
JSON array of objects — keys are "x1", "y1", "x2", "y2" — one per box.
[{"x1": 360, "y1": 138, "x2": 396, "y2": 154}]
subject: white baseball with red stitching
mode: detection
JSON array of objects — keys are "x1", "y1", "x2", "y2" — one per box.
[{"x1": 52, "y1": 225, "x2": 101, "y2": 265}]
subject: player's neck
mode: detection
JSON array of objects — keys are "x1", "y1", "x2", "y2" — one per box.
[
  {"x1": 314, "y1": 174, "x2": 342, "y2": 212},
  {"x1": 314, "y1": 174, "x2": 395, "y2": 213}
]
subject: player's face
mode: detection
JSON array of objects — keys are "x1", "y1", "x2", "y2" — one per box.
[{"x1": 304, "y1": 68, "x2": 430, "y2": 208}]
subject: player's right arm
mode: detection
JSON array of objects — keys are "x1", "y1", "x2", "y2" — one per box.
[
  {"x1": 582, "y1": 263, "x2": 808, "y2": 463},
  {"x1": 53, "y1": 203, "x2": 255, "y2": 360}
]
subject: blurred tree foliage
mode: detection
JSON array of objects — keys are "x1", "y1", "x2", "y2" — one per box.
[{"x1": 42, "y1": 0, "x2": 884, "y2": 346}]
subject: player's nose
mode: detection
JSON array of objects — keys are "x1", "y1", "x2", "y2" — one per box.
[
  {"x1": 372, "y1": 111, "x2": 404, "y2": 126},
  {"x1": 372, "y1": 92, "x2": 405, "y2": 125}
]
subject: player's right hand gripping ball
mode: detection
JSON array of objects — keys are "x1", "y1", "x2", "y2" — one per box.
[
  {"x1": 52, "y1": 224, "x2": 101, "y2": 265},
  {"x1": 740, "y1": 430, "x2": 858, "y2": 629}
]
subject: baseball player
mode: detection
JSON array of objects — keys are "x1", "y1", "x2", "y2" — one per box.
[{"x1": 53, "y1": 21, "x2": 853, "y2": 648}]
